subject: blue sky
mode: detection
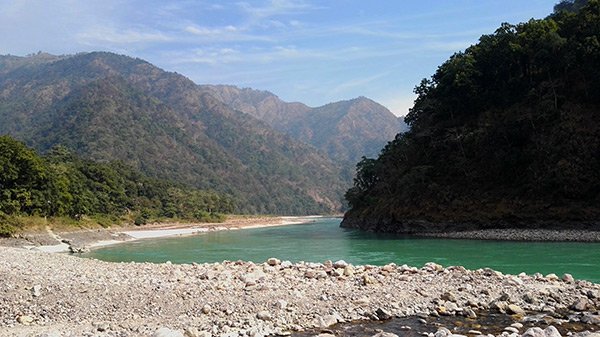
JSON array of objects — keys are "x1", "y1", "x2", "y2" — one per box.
[{"x1": 0, "y1": 0, "x2": 556, "y2": 116}]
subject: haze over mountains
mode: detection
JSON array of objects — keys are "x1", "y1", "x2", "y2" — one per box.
[
  {"x1": 201, "y1": 85, "x2": 407, "y2": 163},
  {"x1": 0, "y1": 52, "x2": 404, "y2": 214}
]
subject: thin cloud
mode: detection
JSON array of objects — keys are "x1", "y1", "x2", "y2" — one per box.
[
  {"x1": 78, "y1": 27, "x2": 173, "y2": 45},
  {"x1": 237, "y1": 0, "x2": 322, "y2": 20}
]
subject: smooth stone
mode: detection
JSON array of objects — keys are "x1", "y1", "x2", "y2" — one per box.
[
  {"x1": 544, "y1": 326, "x2": 562, "y2": 337},
  {"x1": 267, "y1": 257, "x2": 280, "y2": 266},
  {"x1": 523, "y1": 327, "x2": 546, "y2": 337},
  {"x1": 372, "y1": 332, "x2": 399, "y2": 337},
  {"x1": 333, "y1": 260, "x2": 348, "y2": 268},
  {"x1": 256, "y1": 310, "x2": 272, "y2": 321},
  {"x1": 17, "y1": 315, "x2": 34, "y2": 325},
  {"x1": 32, "y1": 285, "x2": 42, "y2": 297},
  {"x1": 468, "y1": 331, "x2": 482, "y2": 335},
  {"x1": 153, "y1": 327, "x2": 184, "y2": 337},
  {"x1": 507, "y1": 304, "x2": 525, "y2": 315},
  {"x1": 435, "y1": 327, "x2": 452, "y2": 337},
  {"x1": 504, "y1": 327, "x2": 520, "y2": 334},
  {"x1": 562, "y1": 273, "x2": 575, "y2": 283}
]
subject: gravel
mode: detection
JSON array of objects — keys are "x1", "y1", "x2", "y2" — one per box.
[{"x1": 1, "y1": 247, "x2": 599, "y2": 337}]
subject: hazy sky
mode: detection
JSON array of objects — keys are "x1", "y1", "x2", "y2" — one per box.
[{"x1": 0, "y1": 0, "x2": 556, "y2": 116}]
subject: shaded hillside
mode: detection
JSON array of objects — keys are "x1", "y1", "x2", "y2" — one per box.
[
  {"x1": 342, "y1": 0, "x2": 600, "y2": 232},
  {"x1": 0, "y1": 52, "x2": 347, "y2": 214},
  {"x1": 201, "y1": 85, "x2": 406, "y2": 163}
]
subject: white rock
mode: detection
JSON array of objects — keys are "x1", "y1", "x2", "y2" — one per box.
[
  {"x1": 256, "y1": 310, "x2": 271, "y2": 321},
  {"x1": 153, "y1": 327, "x2": 184, "y2": 337},
  {"x1": 523, "y1": 327, "x2": 546, "y2": 337},
  {"x1": 435, "y1": 327, "x2": 452, "y2": 337},
  {"x1": 275, "y1": 299, "x2": 288, "y2": 310},
  {"x1": 333, "y1": 260, "x2": 348, "y2": 268},
  {"x1": 17, "y1": 315, "x2": 34, "y2": 325},
  {"x1": 32, "y1": 284, "x2": 42, "y2": 297},
  {"x1": 372, "y1": 332, "x2": 399, "y2": 337}
]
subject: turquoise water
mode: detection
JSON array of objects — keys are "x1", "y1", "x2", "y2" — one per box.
[{"x1": 84, "y1": 218, "x2": 600, "y2": 282}]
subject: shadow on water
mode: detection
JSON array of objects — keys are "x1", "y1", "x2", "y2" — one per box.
[{"x1": 84, "y1": 218, "x2": 600, "y2": 283}]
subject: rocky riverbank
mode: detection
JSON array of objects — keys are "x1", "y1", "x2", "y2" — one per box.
[{"x1": 1, "y1": 247, "x2": 599, "y2": 337}]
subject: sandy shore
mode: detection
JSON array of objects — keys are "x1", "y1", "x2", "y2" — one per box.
[
  {"x1": 0, "y1": 216, "x2": 321, "y2": 253},
  {"x1": 1, "y1": 246, "x2": 599, "y2": 337}
]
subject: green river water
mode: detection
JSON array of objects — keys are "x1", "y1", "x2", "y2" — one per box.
[{"x1": 84, "y1": 217, "x2": 600, "y2": 283}]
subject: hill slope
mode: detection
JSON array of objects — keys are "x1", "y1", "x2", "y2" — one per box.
[
  {"x1": 0, "y1": 52, "x2": 347, "y2": 214},
  {"x1": 200, "y1": 85, "x2": 407, "y2": 163},
  {"x1": 342, "y1": 1, "x2": 600, "y2": 231}
]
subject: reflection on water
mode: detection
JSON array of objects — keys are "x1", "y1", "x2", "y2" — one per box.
[{"x1": 84, "y1": 218, "x2": 600, "y2": 283}]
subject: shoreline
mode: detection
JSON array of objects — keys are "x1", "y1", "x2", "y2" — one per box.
[
  {"x1": 0, "y1": 246, "x2": 599, "y2": 337},
  {"x1": 0, "y1": 215, "x2": 323, "y2": 254}
]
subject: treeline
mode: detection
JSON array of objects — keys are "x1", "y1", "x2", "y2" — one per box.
[
  {"x1": 343, "y1": 0, "x2": 600, "y2": 231},
  {"x1": 0, "y1": 135, "x2": 234, "y2": 236}
]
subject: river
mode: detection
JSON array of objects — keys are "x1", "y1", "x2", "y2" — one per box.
[{"x1": 84, "y1": 217, "x2": 600, "y2": 283}]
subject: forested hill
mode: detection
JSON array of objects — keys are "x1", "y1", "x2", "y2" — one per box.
[
  {"x1": 0, "y1": 52, "x2": 348, "y2": 215},
  {"x1": 0, "y1": 135, "x2": 232, "y2": 236},
  {"x1": 342, "y1": 0, "x2": 600, "y2": 232},
  {"x1": 200, "y1": 85, "x2": 407, "y2": 163}
]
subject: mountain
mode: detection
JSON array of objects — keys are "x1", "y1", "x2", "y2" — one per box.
[
  {"x1": 200, "y1": 85, "x2": 407, "y2": 163},
  {"x1": 342, "y1": 1, "x2": 600, "y2": 232},
  {"x1": 0, "y1": 52, "x2": 348, "y2": 215}
]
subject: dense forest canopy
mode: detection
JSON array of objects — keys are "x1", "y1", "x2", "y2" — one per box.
[
  {"x1": 0, "y1": 135, "x2": 233, "y2": 236},
  {"x1": 342, "y1": 0, "x2": 600, "y2": 231}
]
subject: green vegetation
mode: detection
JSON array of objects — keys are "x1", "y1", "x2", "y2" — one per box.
[
  {"x1": 0, "y1": 135, "x2": 233, "y2": 236},
  {"x1": 0, "y1": 52, "x2": 346, "y2": 215},
  {"x1": 343, "y1": 0, "x2": 600, "y2": 231}
]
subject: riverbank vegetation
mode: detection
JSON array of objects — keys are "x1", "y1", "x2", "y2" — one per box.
[
  {"x1": 343, "y1": 0, "x2": 600, "y2": 231},
  {"x1": 0, "y1": 135, "x2": 233, "y2": 237}
]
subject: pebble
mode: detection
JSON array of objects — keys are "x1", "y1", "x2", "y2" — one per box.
[
  {"x1": 507, "y1": 304, "x2": 525, "y2": 315},
  {"x1": 562, "y1": 274, "x2": 575, "y2": 283},
  {"x1": 256, "y1": 310, "x2": 272, "y2": 321},
  {"x1": 267, "y1": 257, "x2": 281, "y2": 266},
  {"x1": 32, "y1": 284, "x2": 42, "y2": 297},
  {"x1": 153, "y1": 327, "x2": 184, "y2": 337},
  {"x1": 0, "y1": 246, "x2": 598, "y2": 336},
  {"x1": 504, "y1": 327, "x2": 520, "y2": 334},
  {"x1": 17, "y1": 315, "x2": 34, "y2": 325}
]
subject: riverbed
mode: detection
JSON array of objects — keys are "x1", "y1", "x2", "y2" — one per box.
[{"x1": 84, "y1": 217, "x2": 600, "y2": 283}]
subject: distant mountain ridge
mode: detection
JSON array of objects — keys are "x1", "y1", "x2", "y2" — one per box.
[
  {"x1": 200, "y1": 85, "x2": 408, "y2": 163},
  {"x1": 0, "y1": 52, "x2": 349, "y2": 214}
]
